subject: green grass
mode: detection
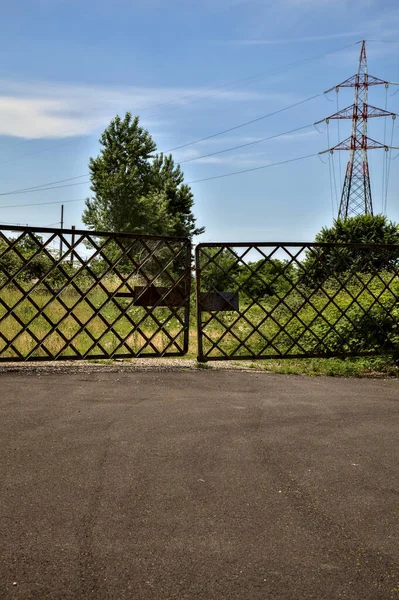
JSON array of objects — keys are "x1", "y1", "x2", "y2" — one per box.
[
  {"x1": 195, "y1": 361, "x2": 212, "y2": 369},
  {"x1": 87, "y1": 359, "x2": 115, "y2": 365},
  {"x1": 0, "y1": 285, "x2": 187, "y2": 359},
  {"x1": 241, "y1": 356, "x2": 399, "y2": 378}
]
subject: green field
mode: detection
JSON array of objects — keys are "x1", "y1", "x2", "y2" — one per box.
[
  {"x1": 199, "y1": 273, "x2": 399, "y2": 359},
  {"x1": 0, "y1": 283, "x2": 187, "y2": 360}
]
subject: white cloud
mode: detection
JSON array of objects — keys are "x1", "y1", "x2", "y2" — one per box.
[
  {"x1": 277, "y1": 129, "x2": 320, "y2": 141},
  {"x1": 193, "y1": 152, "x2": 273, "y2": 166},
  {"x1": 174, "y1": 144, "x2": 249, "y2": 165},
  {"x1": 174, "y1": 145, "x2": 279, "y2": 167},
  {"x1": 197, "y1": 135, "x2": 268, "y2": 145},
  {"x1": 0, "y1": 78, "x2": 265, "y2": 140}
]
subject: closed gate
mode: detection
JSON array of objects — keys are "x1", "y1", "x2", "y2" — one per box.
[
  {"x1": 195, "y1": 242, "x2": 399, "y2": 362},
  {"x1": 2, "y1": 227, "x2": 399, "y2": 364},
  {"x1": 0, "y1": 225, "x2": 191, "y2": 361}
]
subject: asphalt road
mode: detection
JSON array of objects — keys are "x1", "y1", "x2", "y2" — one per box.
[{"x1": 0, "y1": 370, "x2": 398, "y2": 599}]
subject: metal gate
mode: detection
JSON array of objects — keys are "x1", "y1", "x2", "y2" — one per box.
[
  {"x1": 195, "y1": 242, "x2": 399, "y2": 362},
  {"x1": 2, "y1": 228, "x2": 399, "y2": 364},
  {"x1": 0, "y1": 225, "x2": 191, "y2": 361}
]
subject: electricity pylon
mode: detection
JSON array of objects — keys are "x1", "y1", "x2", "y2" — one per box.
[{"x1": 317, "y1": 41, "x2": 398, "y2": 219}]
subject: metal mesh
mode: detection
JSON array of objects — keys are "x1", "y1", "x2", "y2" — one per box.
[
  {"x1": 0, "y1": 225, "x2": 191, "y2": 361},
  {"x1": 195, "y1": 242, "x2": 399, "y2": 362}
]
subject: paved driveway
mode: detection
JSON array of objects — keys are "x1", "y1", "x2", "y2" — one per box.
[{"x1": 0, "y1": 370, "x2": 398, "y2": 599}]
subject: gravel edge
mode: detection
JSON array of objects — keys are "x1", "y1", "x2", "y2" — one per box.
[{"x1": 0, "y1": 358, "x2": 263, "y2": 375}]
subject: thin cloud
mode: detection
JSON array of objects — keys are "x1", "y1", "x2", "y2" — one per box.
[
  {"x1": 194, "y1": 152, "x2": 273, "y2": 167},
  {"x1": 276, "y1": 129, "x2": 320, "y2": 141},
  {"x1": 174, "y1": 145, "x2": 249, "y2": 166},
  {"x1": 0, "y1": 78, "x2": 265, "y2": 140},
  {"x1": 175, "y1": 146, "x2": 282, "y2": 168}
]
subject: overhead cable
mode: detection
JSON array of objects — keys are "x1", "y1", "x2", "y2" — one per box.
[
  {"x1": 0, "y1": 199, "x2": 85, "y2": 209},
  {"x1": 165, "y1": 94, "x2": 321, "y2": 152},
  {"x1": 0, "y1": 100, "x2": 322, "y2": 196},
  {"x1": 0, "y1": 175, "x2": 89, "y2": 197},
  {"x1": 186, "y1": 153, "x2": 317, "y2": 184},
  {"x1": 177, "y1": 123, "x2": 316, "y2": 164}
]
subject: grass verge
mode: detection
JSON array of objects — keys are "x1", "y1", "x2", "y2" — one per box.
[{"x1": 241, "y1": 355, "x2": 399, "y2": 377}]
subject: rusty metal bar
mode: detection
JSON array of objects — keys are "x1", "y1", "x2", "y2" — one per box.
[
  {"x1": 183, "y1": 240, "x2": 192, "y2": 355},
  {"x1": 1, "y1": 224, "x2": 188, "y2": 241}
]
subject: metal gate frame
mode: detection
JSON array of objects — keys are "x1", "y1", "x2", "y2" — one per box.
[
  {"x1": 0, "y1": 225, "x2": 191, "y2": 361},
  {"x1": 3, "y1": 228, "x2": 399, "y2": 364},
  {"x1": 195, "y1": 241, "x2": 399, "y2": 362}
]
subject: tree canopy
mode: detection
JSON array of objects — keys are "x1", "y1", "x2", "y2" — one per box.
[
  {"x1": 82, "y1": 113, "x2": 204, "y2": 240},
  {"x1": 305, "y1": 214, "x2": 399, "y2": 284},
  {"x1": 200, "y1": 248, "x2": 295, "y2": 297},
  {"x1": 315, "y1": 214, "x2": 399, "y2": 245}
]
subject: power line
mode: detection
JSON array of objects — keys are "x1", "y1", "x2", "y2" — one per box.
[
  {"x1": 178, "y1": 123, "x2": 316, "y2": 164},
  {"x1": 0, "y1": 121, "x2": 315, "y2": 197},
  {"x1": 0, "y1": 198, "x2": 84, "y2": 209},
  {"x1": 385, "y1": 118, "x2": 396, "y2": 214},
  {"x1": 0, "y1": 117, "x2": 318, "y2": 197},
  {"x1": 186, "y1": 153, "x2": 317, "y2": 184},
  {"x1": 0, "y1": 94, "x2": 322, "y2": 195},
  {"x1": 14, "y1": 181, "x2": 91, "y2": 194},
  {"x1": 0, "y1": 45, "x2": 361, "y2": 199},
  {"x1": 0, "y1": 42, "x2": 358, "y2": 168},
  {"x1": 0, "y1": 125, "x2": 317, "y2": 201},
  {"x1": 165, "y1": 94, "x2": 321, "y2": 152},
  {"x1": 326, "y1": 121, "x2": 335, "y2": 216},
  {"x1": 0, "y1": 220, "x2": 30, "y2": 225},
  {"x1": 0, "y1": 97, "x2": 321, "y2": 197},
  {"x1": 0, "y1": 178, "x2": 89, "y2": 197},
  {"x1": 0, "y1": 154, "x2": 317, "y2": 205}
]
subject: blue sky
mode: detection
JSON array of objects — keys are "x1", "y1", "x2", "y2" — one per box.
[{"x1": 0, "y1": 0, "x2": 398, "y2": 243}]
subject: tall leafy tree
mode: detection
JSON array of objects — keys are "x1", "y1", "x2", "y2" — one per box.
[{"x1": 82, "y1": 113, "x2": 204, "y2": 239}]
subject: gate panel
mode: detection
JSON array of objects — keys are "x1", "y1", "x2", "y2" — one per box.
[
  {"x1": 196, "y1": 242, "x2": 399, "y2": 362},
  {"x1": 0, "y1": 225, "x2": 191, "y2": 361}
]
